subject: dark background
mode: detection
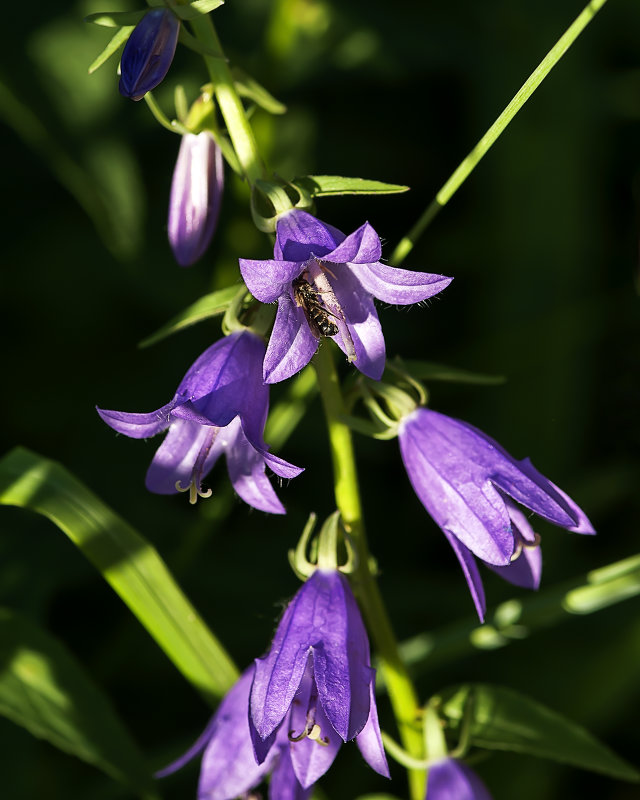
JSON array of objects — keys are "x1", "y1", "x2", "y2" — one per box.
[{"x1": 2, "y1": 0, "x2": 639, "y2": 798}]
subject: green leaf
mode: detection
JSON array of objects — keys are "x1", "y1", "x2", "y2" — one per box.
[
  {"x1": 88, "y1": 26, "x2": 134, "y2": 74},
  {"x1": 0, "y1": 608, "x2": 156, "y2": 796},
  {"x1": 171, "y1": 0, "x2": 225, "y2": 20},
  {"x1": 294, "y1": 175, "x2": 410, "y2": 197},
  {"x1": 0, "y1": 448, "x2": 238, "y2": 704},
  {"x1": 232, "y1": 68, "x2": 286, "y2": 115},
  {"x1": 138, "y1": 285, "x2": 239, "y2": 347},
  {"x1": 438, "y1": 684, "x2": 640, "y2": 782},
  {"x1": 84, "y1": 10, "x2": 147, "y2": 28},
  {"x1": 399, "y1": 359, "x2": 505, "y2": 385}
]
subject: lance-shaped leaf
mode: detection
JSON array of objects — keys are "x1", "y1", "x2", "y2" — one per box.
[
  {"x1": 294, "y1": 175, "x2": 409, "y2": 197},
  {"x1": 0, "y1": 608, "x2": 155, "y2": 797},
  {"x1": 88, "y1": 26, "x2": 134, "y2": 74},
  {"x1": 394, "y1": 359, "x2": 505, "y2": 386},
  {"x1": 0, "y1": 447, "x2": 238, "y2": 704},
  {"x1": 232, "y1": 68, "x2": 286, "y2": 114},
  {"x1": 138, "y1": 285, "x2": 240, "y2": 347},
  {"x1": 437, "y1": 684, "x2": 640, "y2": 782}
]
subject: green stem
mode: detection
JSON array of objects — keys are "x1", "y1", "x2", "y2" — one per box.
[
  {"x1": 391, "y1": 0, "x2": 610, "y2": 265},
  {"x1": 313, "y1": 343, "x2": 425, "y2": 800},
  {"x1": 188, "y1": 14, "x2": 264, "y2": 184}
]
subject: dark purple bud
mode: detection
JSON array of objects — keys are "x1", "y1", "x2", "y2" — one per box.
[
  {"x1": 119, "y1": 9, "x2": 180, "y2": 101},
  {"x1": 168, "y1": 131, "x2": 224, "y2": 267}
]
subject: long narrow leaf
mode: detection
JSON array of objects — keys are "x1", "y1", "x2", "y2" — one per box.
[
  {"x1": 0, "y1": 608, "x2": 156, "y2": 797},
  {"x1": 0, "y1": 448, "x2": 238, "y2": 704}
]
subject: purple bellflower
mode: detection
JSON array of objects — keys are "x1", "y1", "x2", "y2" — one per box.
[
  {"x1": 249, "y1": 569, "x2": 390, "y2": 788},
  {"x1": 169, "y1": 131, "x2": 224, "y2": 267},
  {"x1": 239, "y1": 209, "x2": 452, "y2": 383},
  {"x1": 156, "y1": 667, "x2": 312, "y2": 800},
  {"x1": 97, "y1": 330, "x2": 302, "y2": 513},
  {"x1": 398, "y1": 407, "x2": 595, "y2": 620},
  {"x1": 426, "y1": 758, "x2": 492, "y2": 800},
  {"x1": 119, "y1": 8, "x2": 180, "y2": 101}
]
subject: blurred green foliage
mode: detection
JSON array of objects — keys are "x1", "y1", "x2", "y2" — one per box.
[{"x1": 1, "y1": 0, "x2": 639, "y2": 798}]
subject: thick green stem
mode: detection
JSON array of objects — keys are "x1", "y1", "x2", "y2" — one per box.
[
  {"x1": 391, "y1": 0, "x2": 610, "y2": 265},
  {"x1": 313, "y1": 343, "x2": 425, "y2": 800},
  {"x1": 189, "y1": 14, "x2": 264, "y2": 184}
]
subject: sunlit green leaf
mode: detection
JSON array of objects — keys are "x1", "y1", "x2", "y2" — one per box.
[
  {"x1": 138, "y1": 285, "x2": 240, "y2": 348},
  {"x1": 88, "y1": 26, "x2": 133, "y2": 74},
  {"x1": 0, "y1": 608, "x2": 155, "y2": 797},
  {"x1": 171, "y1": 0, "x2": 225, "y2": 20},
  {"x1": 233, "y1": 68, "x2": 286, "y2": 115},
  {"x1": 0, "y1": 448, "x2": 238, "y2": 704},
  {"x1": 84, "y1": 10, "x2": 147, "y2": 28},
  {"x1": 398, "y1": 359, "x2": 505, "y2": 385},
  {"x1": 294, "y1": 175, "x2": 409, "y2": 197},
  {"x1": 438, "y1": 684, "x2": 640, "y2": 782}
]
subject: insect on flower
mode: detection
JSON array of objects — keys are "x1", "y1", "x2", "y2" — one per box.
[{"x1": 292, "y1": 274, "x2": 340, "y2": 339}]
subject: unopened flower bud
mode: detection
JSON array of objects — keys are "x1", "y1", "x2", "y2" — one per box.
[{"x1": 119, "y1": 9, "x2": 180, "y2": 101}]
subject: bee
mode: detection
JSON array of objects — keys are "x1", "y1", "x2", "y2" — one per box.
[{"x1": 292, "y1": 276, "x2": 339, "y2": 339}]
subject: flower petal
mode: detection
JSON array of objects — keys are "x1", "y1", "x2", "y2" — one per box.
[
  {"x1": 264, "y1": 293, "x2": 319, "y2": 384},
  {"x1": 426, "y1": 758, "x2": 493, "y2": 800},
  {"x1": 323, "y1": 222, "x2": 381, "y2": 265},
  {"x1": 275, "y1": 209, "x2": 344, "y2": 261},
  {"x1": 355, "y1": 681, "x2": 390, "y2": 778},
  {"x1": 353, "y1": 262, "x2": 453, "y2": 305},
  {"x1": 488, "y1": 542, "x2": 542, "y2": 590},
  {"x1": 145, "y1": 418, "x2": 225, "y2": 495},
  {"x1": 225, "y1": 422, "x2": 288, "y2": 514},
  {"x1": 311, "y1": 571, "x2": 373, "y2": 741},
  {"x1": 331, "y1": 265, "x2": 386, "y2": 380},
  {"x1": 289, "y1": 700, "x2": 342, "y2": 788},
  {"x1": 270, "y1": 745, "x2": 314, "y2": 800},
  {"x1": 239, "y1": 259, "x2": 304, "y2": 303},
  {"x1": 442, "y1": 530, "x2": 487, "y2": 622},
  {"x1": 96, "y1": 400, "x2": 174, "y2": 439},
  {"x1": 197, "y1": 668, "x2": 276, "y2": 800},
  {"x1": 398, "y1": 410, "x2": 515, "y2": 565}
]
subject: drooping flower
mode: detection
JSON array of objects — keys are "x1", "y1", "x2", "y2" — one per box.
[
  {"x1": 119, "y1": 8, "x2": 180, "y2": 101},
  {"x1": 426, "y1": 758, "x2": 492, "y2": 800},
  {"x1": 169, "y1": 131, "x2": 224, "y2": 267},
  {"x1": 156, "y1": 667, "x2": 312, "y2": 800},
  {"x1": 249, "y1": 569, "x2": 389, "y2": 787},
  {"x1": 239, "y1": 209, "x2": 452, "y2": 383},
  {"x1": 398, "y1": 407, "x2": 594, "y2": 620},
  {"x1": 97, "y1": 330, "x2": 302, "y2": 513}
]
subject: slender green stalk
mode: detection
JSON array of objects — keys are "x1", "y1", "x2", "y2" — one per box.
[
  {"x1": 391, "y1": 0, "x2": 610, "y2": 265},
  {"x1": 188, "y1": 15, "x2": 264, "y2": 184},
  {"x1": 313, "y1": 343, "x2": 425, "y2": 800}
]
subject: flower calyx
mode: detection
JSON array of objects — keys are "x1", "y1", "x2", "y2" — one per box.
[
  {"x1": 344, "y1": 370, "x2": 426, "y2": 441},
  {"x1": 250, "y1": 178, "x2": 313, "y2": 232},
  {"x1": 288, "y1": 510, "x2": 357, "y2": 579}
]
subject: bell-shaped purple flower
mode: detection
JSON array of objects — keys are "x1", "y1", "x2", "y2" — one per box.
[
  {"x1": 156, "y1": 667, "x2": 312, "y2": 800},
  {"x1": 169, "y1": 131, "x2": 224, "y2": 267},
  {"x1": 97, "y1": 330, "x2": 302, "y2": 513},
  {"x1": 239, "y1": 209, "x2": 452, "y2": 384},
  {"x1": 248, "y1": 569, "x2": 389, "y2": 787},
  {"x1": 119, "y1": 8, "x2": 180, "y2": 101},
  {"x1": 398, "y1": 407, "x2": 595, "y2": 620},
  {"x1": 426, "y1": 758, "x2": 492, "y2": 800}
]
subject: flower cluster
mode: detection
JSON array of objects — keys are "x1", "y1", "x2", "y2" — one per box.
[{"x1": 159, "y1": 569, "x2": 388, "y2": 798}]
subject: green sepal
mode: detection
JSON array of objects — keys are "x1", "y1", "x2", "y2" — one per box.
[
  {"x1": 84, "y1": 9, "x2": 147, "y2": 28},
  {"x1": 88, "y1": 26, "x2": 134, "y2": 74},
  {"x1": 397, "y1": 359, "x2": 505, "y2": 386},
  {"x1": 0, "y1": 447, "x2": 238, "y2": 704},
  {"x1": 436, "y1": 684, "x2": 640, "y2": 782},
  {"x1": 0, "y1": 608, "x2": 156, "y2": 796},
  {"x1": 232, "y1": 68, "x2": 287, "y2": 115},
  {"x1": 293, "y1": 175, "x2": 410, "y2": 197},
  {"x1": 340, "y1": 414, "x2": 397, "y2": 440},
  {"x1": 168, "y1": 0, "x2": 225, "y2": 20},
  {"x1": 138, "y1": 285, "x2": 239, "y2": 347},
  {"x1": 178, "y1": 26, "x2": 221, "y2": 57}
]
